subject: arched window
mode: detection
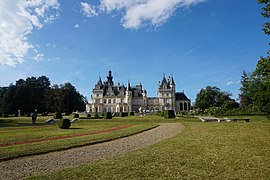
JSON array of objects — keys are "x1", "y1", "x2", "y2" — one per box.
[{"x1": 180, "y1": 103, "x2": 183, "y2": 111}]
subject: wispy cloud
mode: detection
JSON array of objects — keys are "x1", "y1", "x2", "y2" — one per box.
[
  {"x1": 34, "y1": 53, "x2": 44, "y2": 62},
  {"x1": 226, "y1": 80, "x2": 240, "y2": 86},
  {"x1": 74, "y1": 24, "x2": 80, "y2": 28},
  {"x1": 81, "y1": 2, "x2": 98, "y2": 17},
  {"x1": 185, "y1": 45, "x2": 203, "y2": 56},
  {"x1": 46, "y1": 43, "x2": 57, "y2": 48},
  {"x1": 0, "y1": 0, "x2": 60, "y2": 67},
  {"x1": 80, "y1": 0, "x2": 206, "y2": 29}
]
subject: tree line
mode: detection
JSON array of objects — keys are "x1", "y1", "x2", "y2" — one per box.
[{"x1": 0, "y1": 76, "x2": 87, "y2": 116}]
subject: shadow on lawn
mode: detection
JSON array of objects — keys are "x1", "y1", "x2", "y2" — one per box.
[{"x1": 0, "y1": 119, "x2": 48, "y2": 128}]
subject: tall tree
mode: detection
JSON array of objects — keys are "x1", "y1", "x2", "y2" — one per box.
[
  {"x1": 195, "y1": 86, "x2": 238, "y2": 111},
  {"x1": 239, "y1": 1, "x2": 270, "y2": 114}
]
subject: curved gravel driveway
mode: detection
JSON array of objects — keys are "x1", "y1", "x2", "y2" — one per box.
[{"x1": 0, "y1": 123, "x2": 183, "y2": 180}]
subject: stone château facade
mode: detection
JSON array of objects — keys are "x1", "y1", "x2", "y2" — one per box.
[{"x1": 86, "y1": 71, "x2": 191, "y2": 113}]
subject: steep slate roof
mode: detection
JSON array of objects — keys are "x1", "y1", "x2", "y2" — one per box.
[
  {"x1": 175, "y1": 92, "x2": 189, "y2": 101},
  {"x1": 160, "y1": 76, "x2": 168, "y2": 89},
  {"x1": 94, "y1": 71, "x2": 143, "y2": 97},
  {"x1": 170, "y1": 77, "x2": 175, "y2": 86}
]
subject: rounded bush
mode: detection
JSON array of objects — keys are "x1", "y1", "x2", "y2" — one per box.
[
  {"x1": 120, "y1": 112, "x2": 128, "y2": 117},
  {"x1": 163, "y1": 110, "x2": 176, "y2": 118},
  {"x1": 93, "y1": 113, "x2": 99, "y2": 119},
  {"x1": 53, "y1": 112, "x2": 63, "y2": 119},
  {"x1": 73, "y1": 113, "x2": 79, "y2": 118},
  {"x1": 129, "y1": 112, "x2": 135, "y2": 116},
  {"x1": 58, "y1": 119, "x2": 71, "y2": 129},
  {"x1": 2, "y1": 114, "x2": 9, "y2": 118},
  {"x1": 86, "y1": 113, "x2": 91, "y2": 119}
]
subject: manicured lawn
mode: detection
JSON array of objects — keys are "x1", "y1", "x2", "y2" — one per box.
[
  {"x1": 0, "y1": 117, "x2": 158, "y2": 160},
  {"x1": 29, "y1": 115, "x2": 270, "y2": 179}
]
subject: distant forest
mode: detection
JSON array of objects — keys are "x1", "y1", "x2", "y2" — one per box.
[{"x1": 0, "y1": 76, "x2": 87, "y2": 116}]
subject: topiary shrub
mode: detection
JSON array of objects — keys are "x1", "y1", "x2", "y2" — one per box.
[
  {"x1": 58, "y1": 119, "x2": 71, "y2": 129},
  {"x1": 120, "y1": 112, "x2": 128, "y2": 117},
  {"x1": 163, "y1": 110, "x2": 175, "y2": 118},
  {"x1": 87, "y1": 113, "x2": 91, "y2": 119},
  {"x1": 42, "y1": 112, "x2": 48, "y2": 116},
  {"x1": 73, "y1": 113, "x2": 79, "y2": 118},
  {"x1": 53, "y1": 112, "x2": 63, "y2": 119},
  {"x1": 129, "y1": 112, "x2": 135, "y2": 116},
  {"x1": 104, "y1": 112, "x2": 112, "y2": 119},
  {"x1": 93, "y1": 113, "x2": 99, "y2": 119},
  {"x1": 2, "y1": 114, "x2": 9, "y2": 118}
]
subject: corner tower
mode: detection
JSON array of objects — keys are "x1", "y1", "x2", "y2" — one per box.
[{"x1": 158, "y1": 75, "x2": 175, "y2": 111}]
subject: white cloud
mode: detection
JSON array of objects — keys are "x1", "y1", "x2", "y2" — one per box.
[
  {"x1": 74, "y1": 24, "x2": 80, "y2": 28},
  {"x1": 81, "y1": 0, "x2": 206, "y2": 29},
  {"x1": 35, "y1": 53, "x2": 44, "y2": 61},
  {"x1": 81, "y1": 2, "x2": 98, "y2": 17},
  {"x1": 226, "y1": 81, "x2": 234, "y2": 86},
  {"x1": 0, "y1": 0, "x2": 60, "y2": 67},
  {"x1": 226, "y1": 80, "x2": 240, "y2": 86}
]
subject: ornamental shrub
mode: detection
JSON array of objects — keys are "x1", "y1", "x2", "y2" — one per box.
[
  {"x1": 2, "y1": 114, "x2": 8, "y2": 118},
  {"x1": 129, "y1": 112, "x2": 135, "y2": 116},
  {"x1": 53, "y1": 112, "x2": 63, "y2": 119},
  {"x1": 87, "y1": 113, "x2": 91, "y2": 119},
  {"x1": 93, "y1": 113, "x2": 99, "y2": 119},
  {"x1": 58, "y1": 119, "x2": 71, "y2": 129},
  {"x1": 104, "y1": 112, "x2": 112, "y2": 119},
  {"x1": 163, "y1": 110, "x2": 175, "y2": 118},
  {"x1": 120, "y1": 112, "x2": 128, "y2": 117},
  {"x1": 73, "y1": 113, "x2": 79, "y2": 118}
]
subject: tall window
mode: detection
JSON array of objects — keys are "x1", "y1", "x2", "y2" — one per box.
[
  {"x1": 108, "y1": 99, "x2": 111, "y2": 104},
  {"x1": 104, "y1": 99, "x2": 107, "y2": 104},
  {"x1": 163, "y1": 99, "x2": 167, "y2": 104}
]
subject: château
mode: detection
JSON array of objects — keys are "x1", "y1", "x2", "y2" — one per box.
[{"x1": 86, "y1": 71, "x2": 191, "y2": 113}]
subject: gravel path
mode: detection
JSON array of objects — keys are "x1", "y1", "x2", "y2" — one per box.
[{"x1": 0, "y1": 123, "x2": 183, "y2": 180}]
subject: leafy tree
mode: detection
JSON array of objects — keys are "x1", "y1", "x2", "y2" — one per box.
[
  {"x1": 0, "y1": 76, "x2": 86, "y2": 115},
  {"x1": 258, "y1": 0, "x2": 270, "y2": 36},
  {"x1": 239, "y1": 1, "x2": 270, "y2": 114},
  {"x1": 194, "y1": 86, "x2": 238, "y2": 112}
]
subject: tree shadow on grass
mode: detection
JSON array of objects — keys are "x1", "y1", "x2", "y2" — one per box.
[
  {"x1": 68, "y1": 127, "x2": 83, "y2": 130},
  {"x1": 0, "y1": 119, "x2": 50, "y2": 128}
]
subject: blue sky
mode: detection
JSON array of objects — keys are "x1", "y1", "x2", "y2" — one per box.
[{"x1": 0, "y1": 0, "x2": 268, "y2": 103}]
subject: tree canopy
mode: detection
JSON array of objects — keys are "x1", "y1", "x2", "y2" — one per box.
[
  {"x1": 238, "y1": 1, "x2": 270, "y2": 114},
  {"x1": 194, "y1": 86, "x2": 238, "y2": 112},
  {"x1": 0, "y1": 76, "x2": 87, "y2": 115}
]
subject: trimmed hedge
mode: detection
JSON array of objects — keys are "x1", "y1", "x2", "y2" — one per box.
[
  {"x1": 163, "y1": 110, "x2": 176, "y2": 118},
  {"x1": 129, "y1": 112, "x2": 135, "y2": 116},
  {"x1": 2, "y1": 114, "x2": 9, "y2": 118},
  {"x1": 53, "y1": 112, "x2": 63, "y2": 119},
  {"x1": 104, "y1": 112, "x2": 112, "y2": 119},
  {"x1": 93, "y1": 113, "x2": 99, "y2": 119},
  {"x1": 73, "y1": 113, "x2": 79, "y2": 118},
  {"x1": 87, "y1": 114, "x2": 91, "y2": 119},
  {"x1": 120, "y1": 112, "x2": 128, "y2": 117},
  {"x1": 58, "y1": 119, "x2": 71, "y2": 129}
]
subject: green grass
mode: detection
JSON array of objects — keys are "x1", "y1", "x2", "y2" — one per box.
[
  {"x1": 29, "y1": 115, "x2": 270, "y2": 179},
  {"x1": 0, "y1": 117, "x2": 158, "y2": 160}
]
